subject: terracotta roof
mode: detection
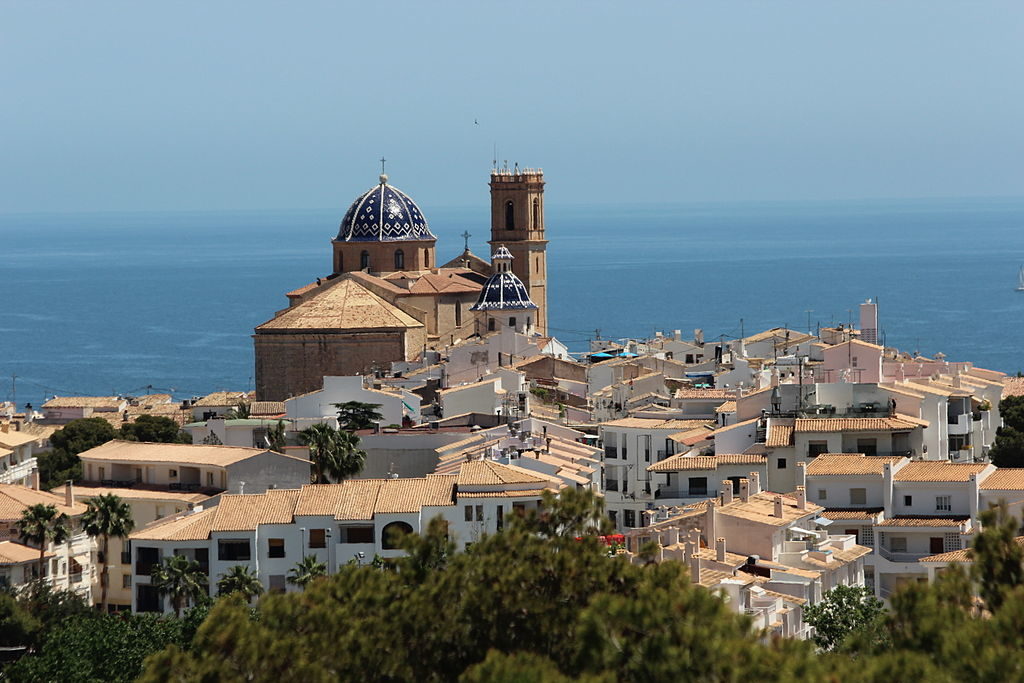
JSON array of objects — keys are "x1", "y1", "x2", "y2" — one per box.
[
  {"x1": 210, "y1": 489, "x2": 302, "y2": 531},
  {"x1": 193, "y1": 391, "x2": 251, "y2": 407},
  {"x1": 716, "y1": 491, "x2": 822, "y2": 526},
  {"x1": 894, "y1": 462, "x2": 989, "y2": 482},
  {"x1": 77, "y1": 440, "x2": 301, "y2": 467},
  {"x1": 765, "y1": 424, "x2": 794, "y2": 448},
  {"x1": 876, "y1": 516, "x2": 970, "y2": 528},
  {"x1": 668, "y1": 426, "x2": 716, "y2": 446},
  {"x1": 880, "y1": 385, "x2": 927, "y2": 399},
  {"x1": 374, "y1": 475, "x2": 457, "y2": 514},
  {"x1": 249, "y1": 401, "x2": 286, "y2": 416},
  {"x1": 979, "y1": 469, "x2": 1024, "y2": 490},
  {"x1": 458, "y1": 488, "x2": 552, "y2": 498},
  {"x1": 457, "y1": 461, "x2": 550, "y2": 486},
  {"x1": 707, "y1": 416, "x2": 760, "y2": 435},
  {"x1": 825, "y1": 338, "x2": 883, "y2": 352},
  {"x1": 130, "y1": 506, "x2": 217, "y2": 541},
  {"x1": 674, "y1": 388, "x2": 735, "y2": 400},
  {"x1": 921, "y1": 537, "x2": 1024, "y2": 563},
  {"x1": 819, "y1": 507, "x2": 884, "y2": 521},
  {"x1": 438, "y1": 378, "x2": 500, "y2": 396},
  {"x1": 715, "y1": 401, "x2": 737, "y2": 414},
  {"x1": 648, "y1": 453, "x2": 767, "y2": 473},
  {"x1": 41, "y1": 396, "x2": 124, "y2": 409},
  {"x1": 793, "y1": 417, "x2": 923, "y2": 433},
  {"x1": 1003, "y1": 377, "x2": 1024, "y2": 398},
  {"x1": 0, "y1": 484, "x2": 86, "y2": 520},
  {"x1": 0, "y1": 540, "x2": 54, "y2": 565},
  {"x1": 600, "y1": 417, "x2": 714, "y2": 430},
  {"x1": 70, "y1": 485, "x2": 209, "y2": 504},
  {"x1": 406, "y1": 272, "x2": 482, "y2": 295},
  {"x1": 0, "y1": 430, "x2": 38, "y2": 449},
  {"x1": 806, "y1": 454, "x2": 906, "y2": 476},
  {"x1": 742, "y1": 327, "x2": 804, "y2": 344},
  {"x1": 257, "y1": 278, "x2": 423, "y2": 331},
  {"x1": 331, "y1": 480, "x2": 384, "y2": 521}
]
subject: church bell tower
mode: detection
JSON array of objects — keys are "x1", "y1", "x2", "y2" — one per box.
[{"x1": 488, "y1": 166, "x2": 548, "y2": 335}]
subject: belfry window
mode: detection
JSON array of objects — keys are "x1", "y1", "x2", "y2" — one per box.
[
  {"x1": 424, "y1": 249, "x2": 430, "y2": 268},
  {"x1": 532, "y1": 198, "x2": 540, "y2": 229},
  {"x1": 394, "y1": 249, "x2": 404, "y2": 270},
  {"x1": 488, "y1": 318, "x2": 496, "y2": 332},
  {"x1": 505, "y1": 200, "x2": 515, "y2": 230},
  {"x1": 455, "y1": 302, "x2": 462, "y2": 327},
  {"x1": 509, "y1": 317, "x2": 517, "y2": 328},
  {"x1": 360, "y1": 250, "x2": 370, "y2": 270}
]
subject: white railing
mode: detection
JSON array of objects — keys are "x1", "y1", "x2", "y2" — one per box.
[
  {"x1": 876, "y1": 547, "x2": 928, "y2": 563},
  {"x1": 0, "y1": 457, "x2": 37, "y2": 485}
]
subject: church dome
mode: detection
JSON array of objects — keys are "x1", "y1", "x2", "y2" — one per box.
[
  {"x1": 336, "y1": 174, "x2": 436, "y2": 243},
  {"x1": 471, "y1": 247, "x2": 538, "y2": 312}
]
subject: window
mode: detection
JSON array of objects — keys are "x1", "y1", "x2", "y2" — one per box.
[
  {"x1": 850, "y1": 488, "x2": 867, "y2": 505},
  {"x1": 532, "y1": 198, "x2": 540, "y2": 228},
  {"x1": 930, "y1": 537, "x2": 944, "y2": 554},
  {"x1": 475, "y1": 505, "x2": 484, "y2": 521},
  {"x1": 860, "y1": 526, "x2": 874, "y2": 547},
  {"x1": 207, "y1": 472, "x2": 214, "y2": 486},
  {"x1": 889, "y1": 536, "x2": 907, "y2": 553},
  {"x1": 269, "y1": 575, "x2": 286, "y2": 594},
  {"x1": 505, "y1": 200, "x2": 515, "y2": 230},
  {"x1": 424, "y1": 249, "x2": 430, "y2": 268},
  {"x1": 455, "y1": 302, "x2": 462, "y2": 327},
  {"x1": 818, "y1": 488, "x2": 827, "y2": 501},
  {"x1": 218, "y1": 540, "x2": 251, "y2": 561},
  {"x1": 852, "y1": 355, "x2": 859, "y2": 368},
  {"x1": 777, "y1": 458, "x2": 788, "y2": 469},
  {"x1": 688, "y1": 477, "x2": 708, "y2": 496},
  {"x1": 123, "y1": 574, "x2": 132, "y2": 588},
  {"x1": 727, "y1": 476, "x2": 743, "y2": 494},
  {"x1": 623, "y1": 509, "x2": 635, "y2": 528},
  {"x1": 135, "y1": 468, "x2": 143, "y2": 483},
  {"x1": 904, "y1": 495, "x2": 913, "y2": 506},
  {"x1": 608, "y1": 510, "x2": 618, "y2": 525},
  {"x1": 121, "y1": 550, "x2": 131, "y2": 564},
  {"x1": 464, "y1": 505, "x2": 473, "y2": 522},
  {"x1": 169, "y1": 469, "x2": 177, "y2": 478},
  {"x1": 340, "y1": 526, "x2": 374, "y2": 544},
  {"x1": 360, "y1": 250, "x2": 370, "y2": 270},
  {"x1": 394, "y1": 249, "x2": 404, "y2": 270},
  {"x1": 382, "y1": 521, "x2": 414, "y2": 550},
  {"x1": 856, "y1": 438, "x2": 877, "y2": 457},
  {"x1": 808, "y1": 441, "x2": 829, "y2": 457},
  {"x1": 845, "y1": 528, "x2": 860, "y2": 543},
  {"x1": 642, "y1": 435, "x2": 651, "y2": 462},
  {"x1": 488, "y1": 318, "x2": 496, "y2": 332},
  {"x1": 268, "y1": 538, "x2": 285, "y2": 558},
  {"x1": 509, "y1": 317, "x2": 517, "y2": 328},
  {"x1": 308, "y1": 529, "x2": 326, "y2": 549},
  {"x1": 936, "y1": 496, "x2": 952, "y2": 512}
]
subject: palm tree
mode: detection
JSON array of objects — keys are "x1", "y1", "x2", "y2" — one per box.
[
  {"x1": 225, "y1": 401, "x2": 250, "y2": 419},
  {"x1": 81, "y1": 493, "x2": 134, "y2": 613},
  {"x1": 267, "y1": 419, "x2": 287, "y2": 453},
  {"x1": 150, "y1": 554, "x2": 208, "y2": 617},
  {"x1": 15, "y1": 503, "x2": 70, "y2": 582},
  {"x1": 287, "y1": 554, "x2": 326, "y2": 590},
  {"x1": 217, "y1": 565, "x2": 264, "y2": 601},
  {"x1": 333, "y1": 430, "x2": 367, "y2": 482},
  {"x1": 299, "y1": 423, "x2": 340, "y2": 484}
]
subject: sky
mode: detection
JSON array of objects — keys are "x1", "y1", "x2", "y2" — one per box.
[{"x1": 2, "y1": 1, "x2": 1022, "y2": 212}]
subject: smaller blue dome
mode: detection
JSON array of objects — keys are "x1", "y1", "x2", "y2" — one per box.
[
  {"x1": 471, "y1": 248, "x2": 538, "y2": 312},
  {"x1": 337, "y1": 174, "x2": 436, "y2": 243}
]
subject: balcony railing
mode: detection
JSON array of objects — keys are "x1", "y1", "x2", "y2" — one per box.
[
  {"x1": 0, "y1": 457, "x2": 37, "y2": 485},
  {"x1": 876, "y1": 547, "x2": 930, "y2": 563}
]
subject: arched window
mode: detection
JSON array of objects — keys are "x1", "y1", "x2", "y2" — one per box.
[
  {"x1": 394, "y1": 249, "x2": 404, "y2": 270},
  {"x1": 382, "y1": 521, "x2": 414, "y2": 550},
  {"x1": 360, "y1": 250, "x2": 370, "y2": 270},
  {"x1": 455, "y1": 301, "x2": 462, "y2": 327},
  {"x1": 532, "y1": 198, "x2": 540, "y2": 229},
  {"x1": 424, "y1": 249, "x2": 430, "y2": 268},
  {"x1": 505, "y1": 200, "x2": 515, "y2": 230},
  {"x1": 509, "y1": 317, "x2": 517, "y2": 328},
  {"x1": 488, "y1": 318, "x2": 496, "y2": 332}
]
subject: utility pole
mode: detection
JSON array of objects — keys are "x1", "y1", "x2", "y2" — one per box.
[{"x1": 10, "y1": 374, "x2": 15, "y2": 406}]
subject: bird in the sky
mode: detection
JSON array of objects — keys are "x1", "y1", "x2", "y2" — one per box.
[{"x1": 474, "y1": 119, "x2": 479, "y2": 125}]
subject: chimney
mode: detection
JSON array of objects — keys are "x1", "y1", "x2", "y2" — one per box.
[
  {"x1": 796, "y1": 486, "x2": 807, "y2": 510},
  {"x1": 749, "y1": 471, "x2": 761, "y2": 496},
  {"x1": 687, "y1": 542, "x2": 701, "y2": 584},
  {"x1": 664, "y1": 527, "x2": 679, "y2": 546},
  {"x1": 773, "y1": 495, "x2": 784, "y2": 518},
  {"x1": 721, "y1": 480, "x2": 733, "y2": 505},
  {"x1": 238, "y1": 480, "x2": 246, "y2": 495},
  {"x1": 706, "y1": 498, "x2": 716, "y2": 549},
  {"x1": 739, "y1": 478, "x2": 750, "y2": 503},
  {"x1": 716, "y1": 537, "x2": 727, "y2": 562},
  {"x1": 796, "y1": 461, "x2": 807, "y2": 490},
  {"x1": 31, "y1": 468, "x2": 40, "y2": 491},
  {"x1": 65, "y1": 480, "x2": 74, "y2": 507}
]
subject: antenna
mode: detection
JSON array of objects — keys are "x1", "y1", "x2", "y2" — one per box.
[{"x1": 492, "y1": 143, "x2": 497, "y2": 170}]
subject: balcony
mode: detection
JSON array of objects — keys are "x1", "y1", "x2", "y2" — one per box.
[
  {"x1": 876, "y1": 547, "x2": 929, "y2": 563},
  {"x1": 0, "y1": 457, "x2": 37, "y2": 485},
  {"x1": 947, "y1": 413, "x2": 971, "y2": 436}
]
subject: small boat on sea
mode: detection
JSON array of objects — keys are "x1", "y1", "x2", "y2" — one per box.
[{"x1": 1017, "y1": 266, "x2": 1024, "y2": 292}]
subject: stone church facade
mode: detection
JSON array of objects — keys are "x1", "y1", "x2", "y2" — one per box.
[{"x1": 253, "y1": 166, "x2": 549, "y2": 401}]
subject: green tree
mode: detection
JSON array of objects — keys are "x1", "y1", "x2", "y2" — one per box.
[
  {"x1": 119, "y1": 415, "x2": 190, "y2": 444},
  {"x1": 972, "y1": 502, "x2": 1024, "y2": 611},
  {"x1": 81, "y1": 493, "x2": 135, "y2": 613},
  {"x1": 0, "y1": 592, "x2": 40, "y2": 647},
  {"x1": 999, "y1": 395, "x2": 1024, "y2": 431},
  {"x1": 333, "y1": 401, "x2": 384, "y2": 431},
  {"x1": 298, "y1": 424, "x2": 365, "y2": 483},
  {"x1": 150, "y1": 555, "x2": 208, "y2": 618},
  {"x1": 989, "y1": 426, "x2": 1024, "y2": 468},
  {"x1": 39, "y1": 416, "x2": 117, "y2": 487},
  {"x1": 217, "y1": 565, "x2": 264, "y2": 601},
  {"x1": 267, "y1": 419, "x2": 287, "y2": 453},
  {"x1": 15, "y1": 503, "x2": 70, "y2": 580},
  {"x1": 225, "y1": 401, "x2": 251, "y2": 419},
  {"x1": 287, "y1": 555, "x2": 327, "y2": 590},
  {"x1": 803, "y1": 584, "x2": 886, "y2": 651},
  {"x1": 333, "y1": 429, "x2": 367, "y2": 481}
]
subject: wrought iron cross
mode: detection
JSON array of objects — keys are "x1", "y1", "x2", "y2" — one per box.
[
  {"x1": 461, "y1": 230, "x2": 471, "y2": 250},
  {"x1": 380, "y1": 156, "x2": 386, "y2": 174}
]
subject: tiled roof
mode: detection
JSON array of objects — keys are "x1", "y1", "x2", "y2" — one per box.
[
  {"x1": 77, "y1": 440, "x2": 299, "y2": 467},
  {"x1": 374, "y1": 475, "x2": 457, "y2": 514},
  {"x1": 600, "y1": 417, "x2": 713, "y2": 430},
  {"x1": 742, "y1": 327, "x2": 804, "y2": 344},
  {"x1": 256, "y1": 278, "x2": 424, "y2": 331},
  {"x1": 707, "y1": 416, "x2": 760, "y2": 435},
  {"x1": 716, "y1": 491, "x2": 822, "y2": 527},
  {"x1": 894, "y1": 462, "x2": 989, "y2": 482},
  {"x1": 648, "y1": 453, "x2": 766, "y2": 473},
  {"x1": 249, "y1": 401, "x2": 286, "y2": 416},
  {"x1": 879, "y1": 384, "x2": 927, "y2": 399},
  {"x1": 0, "y1": 484, "x2": 86, "y2": 520},
  {"x1": 130, "y1": 507, "x2": 217, "y2": 541},
  {"x1": 806, "y1": 454, "x2": 906, "y2": 476},
  {"x1": 819, "y1": 507, "x2": 884, "y2": 521},
  {"x1": 438, "y1": 378, "x2": 499, "y2": 396},
  {"x1": 921, "y1": 537, "x2": 1024, "y2": 563},
  {"x1": 668, "y1": 426, "x2": 716, "y2": 446},
  {"x1": 0, "y1": 540, "x2": 54, "y2": 565},
  {"x1": 41, "y1": 396, "x2": 124, "y2": 409},
  {"x1": 193, "y1": 391, "x2": 251, "y2": 407},
  {"x1": 765, "y1": 425, "x2": 794, "y2": 448},
  {"x1": 458, "y1": 488, "x2": 552, "y2": 498},
  {"x1": 0, "y1": 430, "x2": 38, "y2": 449},
  {"x1": 331, "y1": 480, "x2": 383, "y2": 521},
  {"x1": 406, "y1": 272, "x2": 482, "y2": 295},
  {"x1": 715, "y1": 401, "x2": 737, "y2": 414},
  {"x1": 979, "y1": 469, "x2": 1024, "y2": 490},
  {"x1": 1003, "y1": 377, "x2": 1024, "y2": 398},
  {"x1": 457, "y1": 461, "x2": 549, "y2": 486},
  {"x1": 210, "y1": 489, "x2": 302, "y2": 531},
  {"x1": 793, "y1": 417, "x2": 923, "y2": 433},
  {"x1": 876, "y1": 516, "x2": 970, "y2": 528},
  {"x1": 674, "y1": 388, "x2": 735, "y2": 400},
  {"x1": 70, "y1": 485, "x2": 209, "y2": 504}
]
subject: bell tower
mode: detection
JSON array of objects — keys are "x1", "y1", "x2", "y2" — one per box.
[{"x1": 488, "y1": 166, "x2": 548, "y2": 335}]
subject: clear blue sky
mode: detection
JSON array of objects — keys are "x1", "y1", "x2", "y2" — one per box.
[{"x1": 2, "y1": 1, "x2": 1021, "y2": 212}]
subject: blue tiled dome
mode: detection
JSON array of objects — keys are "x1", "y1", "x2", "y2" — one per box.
[
  {"x1": 471, "y1": 248, "x2": 538, "y2": 312},
  {"x1": 336, "y1": 175, "x2": 436, "y2": 243}
]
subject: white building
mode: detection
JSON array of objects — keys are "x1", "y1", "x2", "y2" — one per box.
[{"x1": 285, "y1": 375, "x2": 420, "y2": 429}]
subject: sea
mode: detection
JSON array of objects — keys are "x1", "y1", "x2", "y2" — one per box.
[{"x1": 2, "y1": 196, "x2": 1023, "y2": 408}]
